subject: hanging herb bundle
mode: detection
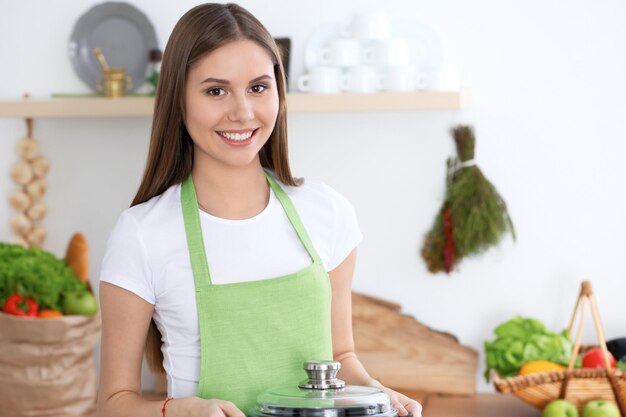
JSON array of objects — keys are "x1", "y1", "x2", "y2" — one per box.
[{"x1": 421, "y1": 125, "x2": 515, "y2": 273}]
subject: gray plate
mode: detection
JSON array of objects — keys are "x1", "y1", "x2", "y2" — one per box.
[{"x1": 68, "y1": 2, "x2": 158, "y2": 92}]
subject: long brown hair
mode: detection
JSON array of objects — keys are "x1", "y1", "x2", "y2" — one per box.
[{"x1": 132, "y1": 3, "x2": 299, "y2": 374}]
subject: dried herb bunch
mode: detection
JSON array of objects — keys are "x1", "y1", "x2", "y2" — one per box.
[{"x1": 421, "y1": 125, "x2": 515, "y2": 273}]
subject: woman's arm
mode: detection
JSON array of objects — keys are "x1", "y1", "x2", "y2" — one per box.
[
  {"x1": 329, "y1": 249, "x2": 422, "y2": 417},
  {"x1": 97, "y1": 282, "x2": 245, "y2": 417},
  {"x1": 97, "y1": 281, "x2": 167, "y2": 416}
]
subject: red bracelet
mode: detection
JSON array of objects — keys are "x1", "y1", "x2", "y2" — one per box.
[{"x1": 162, "y1": 397, "x2": 173, "y2": 417}]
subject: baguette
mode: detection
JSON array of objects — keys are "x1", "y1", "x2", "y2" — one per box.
[{"x1": 65, "y1": 233, "x2": 89, "y2": 283}]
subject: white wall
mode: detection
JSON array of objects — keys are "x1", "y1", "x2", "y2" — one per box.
[{"x1": 1, "y1": 0, "x2": 625, "y2": 393}]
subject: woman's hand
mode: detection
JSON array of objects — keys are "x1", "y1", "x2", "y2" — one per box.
[
  {"x1": 326, "y1": 251, "x2": 422, "y2": 417},
  {"x1": 169, "y1": 397, "x2": 246, "y2": 417},
  {"x1": 376, "y1": 385, "x2": 423, "y2": 417}
]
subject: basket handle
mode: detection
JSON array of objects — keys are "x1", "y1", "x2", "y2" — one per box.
[{"x1": 559, "y1": 281, "x2": 626, "y2": 417}]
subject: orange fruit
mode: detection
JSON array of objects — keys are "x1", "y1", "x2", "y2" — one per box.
[{"x1": 518, "y1": 360, "x2": 566, "y2": 376}]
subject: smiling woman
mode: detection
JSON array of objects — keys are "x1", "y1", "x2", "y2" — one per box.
[
  {"x1": 184, "y1": 40, "x2": 280, "y2": 175},
  {"x1": 96, "y1": 4, "x2": 422, "y2": 417}
]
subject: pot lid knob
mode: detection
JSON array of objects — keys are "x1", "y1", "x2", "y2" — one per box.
[{"x1": 298, "y1": 361, "x2": 346, "y2": 390}]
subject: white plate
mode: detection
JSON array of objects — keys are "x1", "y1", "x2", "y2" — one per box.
[
  {"x1": 304, "y1": 18, "x2": 443, "y2": 79},
  {"x1": 393, "y1": 19, "x2": 444, "y2": 73},
  {"x1": 68, "y1": 2, "x2": 158, "y2": 92}
]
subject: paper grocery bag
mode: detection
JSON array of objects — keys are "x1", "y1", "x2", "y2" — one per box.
[{"x1": 0, "y1": 311, "x2": 101, "y2": 417}]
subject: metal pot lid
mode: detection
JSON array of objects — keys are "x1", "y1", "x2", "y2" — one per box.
[{"x1": 249, "y1": 361, "x2": 398, "y2": 417}]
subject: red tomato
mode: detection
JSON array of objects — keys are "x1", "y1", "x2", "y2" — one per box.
[{"x1": 582, "y1": 347, "x2": 616, "y2": 368}]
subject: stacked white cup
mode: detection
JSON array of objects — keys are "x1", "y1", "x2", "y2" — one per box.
[{"x1": 298, "y1": 13, "x2": 425, "y2": 94}]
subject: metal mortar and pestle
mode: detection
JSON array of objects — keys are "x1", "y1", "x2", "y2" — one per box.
[{"x1": 93, "y1": 47, "x2": 131, "y2": 98}]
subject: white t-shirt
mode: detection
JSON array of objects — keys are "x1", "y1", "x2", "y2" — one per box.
[{"x1": 99, "y1": 173, "x2": 362, "y2": 398}]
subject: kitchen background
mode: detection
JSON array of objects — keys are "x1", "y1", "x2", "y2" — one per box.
[{"x1": 1, "y1": 0, "x2": 625, "y2": 393}]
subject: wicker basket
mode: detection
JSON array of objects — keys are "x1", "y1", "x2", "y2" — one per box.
[{"x1": 493, "y1": 281, "x2": 626, "y2": 416}]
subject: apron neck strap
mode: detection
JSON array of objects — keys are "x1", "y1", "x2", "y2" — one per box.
[
  {"x1": 181, "y1": 171, "x2": 323, "y2": 289},
  {"x1": 264, "y1": 171, "x2": 322, "y2": 265},
  {"x1": 181, "y1": 175, "x2": 213, "y2": 288}
]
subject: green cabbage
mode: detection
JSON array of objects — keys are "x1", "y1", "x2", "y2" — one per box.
[
  {"x1": 484, "y1": 316, "x2": 573, "y2": 381},
  {"x1": 0, "y1": 243, "x2": 87, "y2": 312}
]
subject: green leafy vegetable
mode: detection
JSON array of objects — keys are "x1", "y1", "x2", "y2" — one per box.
[
  {"x1": 484, "y1": 316, "x2": 573, "y2": 381},
  {"x1": 618, "y1": 361, "x2": 626, "y2": 372},
  {"x1": 0, "y1": 243, "x2": 87, "y2": 312}
]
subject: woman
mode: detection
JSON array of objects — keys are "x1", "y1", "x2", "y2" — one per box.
[{"x1": 97, "y1": 4, "x2": 422, "y2": 417}]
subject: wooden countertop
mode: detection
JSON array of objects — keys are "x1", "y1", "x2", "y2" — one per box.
[{"x1": 423, "y1": 394, "x2": 542, "y2": 417}]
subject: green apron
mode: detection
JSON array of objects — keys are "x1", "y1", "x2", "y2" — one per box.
[{"x1": 180, "y1": 171, "x2": 333, "y2": 413}]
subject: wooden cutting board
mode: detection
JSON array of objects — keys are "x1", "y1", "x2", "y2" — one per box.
[{"x1": 352, "y1": 292, "x2": 478, "y2": 397}]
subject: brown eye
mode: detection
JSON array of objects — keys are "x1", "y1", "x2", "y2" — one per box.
[
  {"x1": 250, "y1": 84, "x2": 267, "y2": 94},
  {"x1": 205, "y1": 88, "x2": 225, "y2": 96}
]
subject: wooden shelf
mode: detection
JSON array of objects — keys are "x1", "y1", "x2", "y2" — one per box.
[
  {"x1": 288, "y1": 91, "x2": 463, "y2": 112},
  {"x1": 0, "y1": 92, "x2": 463, "y2": 119},
  {"x1": 0, "y1": 97, "x2": 154, "y2": 119}
]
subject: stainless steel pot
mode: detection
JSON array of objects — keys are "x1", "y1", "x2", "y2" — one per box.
[{"x1": 249, "y1": 361, "x2": 398, "y2": 417}]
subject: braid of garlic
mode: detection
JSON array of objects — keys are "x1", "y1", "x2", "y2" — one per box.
[{"x1": 9, "y1": 118, "x2": 49, "y2": 248}]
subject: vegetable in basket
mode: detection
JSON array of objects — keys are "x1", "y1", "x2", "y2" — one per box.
[
  {"x1": 38, "y1": 309, "x2": 63, "y2": 318},
  {"x1": 484, "y1": 316, "x2": 573, "y2": 381},
  {"x1": 0, "y1": 242, "x2": 92, "y2": 314},
  {"x1": 2, "y1": 293, "x2": 38, "y2": 317}
]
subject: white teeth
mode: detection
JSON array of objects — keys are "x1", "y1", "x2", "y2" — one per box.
[{"x1": 219, "y1": 130, "x2": 254, "y2": 141}]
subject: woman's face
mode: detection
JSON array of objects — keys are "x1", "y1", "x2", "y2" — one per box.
[{"x1": 185, "y1": 39, "x2": 279, "y2": 170}]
